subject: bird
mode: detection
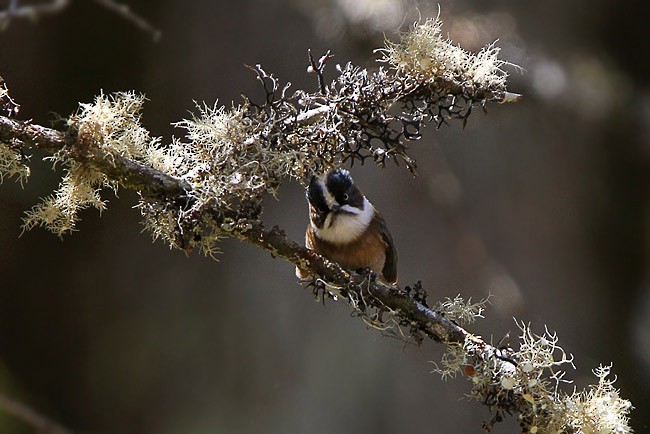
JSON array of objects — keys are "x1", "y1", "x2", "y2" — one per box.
[{"x1": 296, "y1": 168, "x2": 398, "y2": 284}]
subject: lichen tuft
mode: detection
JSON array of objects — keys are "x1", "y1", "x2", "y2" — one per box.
[
  {"x1": 23, "y1": 91, "x2": 157, "y2": 235},
  {"x1": 380, "y1": 16, "x2": 508, "y2": 93},
  {"x1": 433, "y1": 319, "x2": 633, "y2": 432},
  {"x1": 0, "y1": 143, "x2": 30, "y2": 185}
]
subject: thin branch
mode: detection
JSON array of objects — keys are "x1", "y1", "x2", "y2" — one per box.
[
  {"x1": 0, "y1": 110, "x2": 510, "y2": 364},
  {"x1": 0, "y1": 16, "x2": 631, "y2": 430},
  {"x1": 0, "y1": 0, "x2": 160, "y2": 41},
  {"x1": 0, "y1": 393, "x2": 73, "y2": 434},
  {"x1": 234, "y1": 224, "x2": 477, "y2": 348},
  {"x1": 0, "y1": 104, "x2": 633, "y2": 432},
  {"x1": 0, "y1": 112, "x2": 489, "y2": 349},
  {"x1": 94, "y1": 0, "x2": 161, "y2": 41},
  {"x1": 0, "y1": 110, "x2": 635, "y2": 432},
  {"x1": 0, "y1": 0, "x2": 69, "y2": 24},
  {"x1": 0, "y1": 116, "x2": 70, "y2": 154}
]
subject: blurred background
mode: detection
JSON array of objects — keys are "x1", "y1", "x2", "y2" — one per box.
[{"x1": 0, "y1": 0, "x2": 648, "y2": 433}]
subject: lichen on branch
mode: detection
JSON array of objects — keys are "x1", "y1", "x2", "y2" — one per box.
[
  {"x1": 0, "y1": 15, "x2": 633, "y2": 433},
  {"x1": 20, "y1": 91, "x2": 158, "y2": 235},
  {"x1": 133, "y1": 17, "x2": 518, "y2": 255},
  {"x1": 0, "y1": 142, "x2": 30, "y2": 184},
  {"x1": 381, "y1": 17, "x2": 507, "y2": 90},
  {"x1": 6, "y1": 17, "x2": 519, "y2": 252},
  {"x1": 433, "y1": 320, "x2": 633, "y2": 433},
  {"x1": 0, "y1": 77, "x2": 29, "y2": 184}
]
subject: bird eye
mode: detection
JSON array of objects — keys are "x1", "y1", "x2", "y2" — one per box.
[{"x1": 343, "y1": 193, "x2": 349, "y2": 201}]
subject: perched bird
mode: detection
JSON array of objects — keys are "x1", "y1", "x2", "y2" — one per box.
[{"x1": 296, "y1": 168, "x2": 398, "y2": 284}]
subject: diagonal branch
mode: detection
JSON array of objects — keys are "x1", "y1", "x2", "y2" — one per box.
[
  {"x1": 0, "y1": 393, "x2": 73, "y2": 434},
  {"x1": 0, "y1": 15, "x2": 632, "y2": 431},
  {"x1": 1, "y1": 112, "x2": 516, "y2": 420},
  {"x1": 0, "y1": 112, "x2": 493, "y2": 350},
  {"x1": 0, "y1": 0, "x2": 160, "y2": 40},
  {"x1": 0, "y1": 116, "x2": 189, "y2": 197},
  {"x1": 0, "y1": 107, "x2": 633, "y2": 432}
]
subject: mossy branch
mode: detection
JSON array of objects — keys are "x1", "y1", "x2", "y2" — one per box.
[
  {"x1": 0, "y1": 109, "x2": 512, "y2": 421},
  {"x1": 0, "y1": 112, "x2": 474, "y2": 346},
  {"x1": 0, "y1": 110, "x2": 633, "y2": 434},
  {"x1": 0, "y1": 18, "x2": 632, "y2": 433},
  {"x1": 0, "y1": 115, "x2": 189, "y2": 196}
]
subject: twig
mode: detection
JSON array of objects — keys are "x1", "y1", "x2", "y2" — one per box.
[
  {"x1": 0, "y1": 393, "x2": 73, "y2": 434},
  {"x1": 0, "y1": 112, "x2": 490, "y2": 349},
  {"x1": 94, "y1": 0, "x2": 161, "y2": 41},
  {"x1": 0, "y1": 0, "x2": 160, "y2": 41},
  {"x1": 0, "y1": 0, "x2": 69, "y2": 22},
  {"x1": 0, "y1": 111, "x2": 508, "y2": 362}
]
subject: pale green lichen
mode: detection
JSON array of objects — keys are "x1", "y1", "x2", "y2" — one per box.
[
  {"x1": 171, "y1": 103, "x2": 266, "y2": 205},
  {"x1": 433, "y1": 318, "x2": 633, "y2": 433},
  {"x1": 431, "y1": 341, "x2": 469, "y2": 381},
  {"x1": 19, "y1": 17, "x2": 515, "y2": 251},
  {"x1": 23, "y1": 91, "x2": 156, "y2": 235},
  {"x1": 380, "y1": 16, "x2": 508, "y2": 92},
  {"x1": 1, "y1": 81, "x2": 30, "y2": 183},
  {"x1": 434, "y1": 293, "x2": 489, "y2": 326},
  {"x1": 137, "y1": 102, "x2": 259, "y2": 255},
  {"x1": 69, "y1": 90, "x2": 157, "y2": 161},
  {"x1": 22, "y1": 163, "x2": 107, "y2": 235},
  {"x1": 556, "y1": 365, "x2": 633, "y2": 434},
  {"x1": 0, "y1": 144, "x2": 30, "y2": 185}
]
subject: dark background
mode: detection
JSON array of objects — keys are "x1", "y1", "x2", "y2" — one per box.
[{"x1": 0, "y1": 1, "x2": 648, "y2": 433}]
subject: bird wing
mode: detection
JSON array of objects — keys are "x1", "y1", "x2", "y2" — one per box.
[{"x1": 378, "y1": 214, "x2": 398, "y2": 284}]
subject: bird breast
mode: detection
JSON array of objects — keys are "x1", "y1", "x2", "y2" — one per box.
[{"x1": 306, "y1": 215, "x2": 388, "y2": 278}]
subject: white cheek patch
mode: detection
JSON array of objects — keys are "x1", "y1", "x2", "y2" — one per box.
[
  {"x1": 317, "y1": 177, "x2": 337, "y2": 210},
  {"x1": 314, "y1": 197, "x2": 374, "y2": 243}
]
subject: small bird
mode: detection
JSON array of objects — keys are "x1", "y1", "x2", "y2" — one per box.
[{"x1": 296, "y1": 168, "x2": 398, "y2": 284}]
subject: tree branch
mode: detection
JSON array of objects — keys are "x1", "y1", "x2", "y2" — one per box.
[
  {"x1": 234, "y1": 223, "x2": 476, "y2": 345},
  {"x1": 0, "y1": 0, "x2": 69, "y2": 25},
  {"x1": 0, "y1": 16, "x2": 633, "y2": 432},
  {"x1": 0, "y1": 111, "x2": 519, "y2": 427},
  {"x1": 0, "y1": 0, "x2": 160, "y2": 41},
  {"x1": 93, "y1": 0, "x2": 161, "y2": 41},
  {"x1": 0, "y1": 116, "x2": 189, "y2": 198},
  {"x1": 0, "y1": 113, "x2": 474, "y2": 345}
]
